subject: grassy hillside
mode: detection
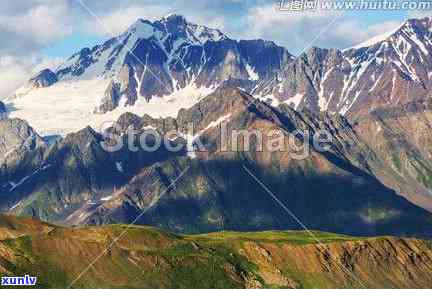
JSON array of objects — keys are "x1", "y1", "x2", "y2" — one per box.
[{"x1": 0, "y1": 214, "x2": 432, "y2": 289}]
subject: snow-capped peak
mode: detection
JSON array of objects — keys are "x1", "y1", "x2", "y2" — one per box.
[
  {"x1": 160, "y1": 13, "x2": 186, "y2": 22},
  {"x1": 124, "y1": 18, "x2": 155, "y2": 37},
  {"x1": 53, "y1": 14, "x2": 229, "y2": 82},
  {"x1": 153, "y1": 13, "x2": 227, "y2": 44},
  {"x1": 8, "y1": 14, "x2": 291, "y2": 137}
]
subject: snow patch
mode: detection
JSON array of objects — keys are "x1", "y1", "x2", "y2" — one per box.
[
  {"x1": 6, "y1": 79, "x2": 216, "y2": 136},
  {"x1": 255, "y1": 94, "x2": 280, "y2": 107},
  {"x1": 318, "y1": 68, "x2": 333, "y2": 111},
  {"x1": 101, "y1": 196, "x2": 114, "y2": 202},
  {"x1": 8, "y1": 165, "x2": 50, "y2": 192},
  {"x1": 245, "y1": 64, "x2": 259, "y2": 81},
  {"x1": 203, "y1": 114, "x2": 231, "y2": 131},
  {"x1": 129, "y1": 20, "x2": 155, "y2": 38},
  {"x1": 115, "y1": 162, "x2": 124, "y2": 173},
  {"x1": 9, "y1": 201, "x2": 22, "y2": 211},
  {"x1": 340, "y1": 90, "x2": 361, "y2": 115},
  {"x1": 181, "y1": 113, "x2": 231, "y2": 159},
  {"x1": 409, "y1": 33, "x2": 429, "y2": 55},
  {"x1": 284, "y1": 93, "x2": 303, "y2": 109}
]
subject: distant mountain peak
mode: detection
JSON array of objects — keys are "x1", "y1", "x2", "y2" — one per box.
[
  {"x1": 28, "y1": 69, "x2": 58, "y2": 89},
  {"x1": 12, "y1": 14, "x2": 432, "y2": 136},
  {"x1": 259, "y1": 16, "x2": 432, "y2": 117},
  {"x1": 159, "y1": 13, "x2": 187, "y2": 23},
  {"x1": 405, "y1": 16, "x2": 432, "y2": 29},
  {"x1": 7, "y1": 14, "x2": 292, "y2": 135}
]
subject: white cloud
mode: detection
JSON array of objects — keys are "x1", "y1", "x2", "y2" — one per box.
[
  {"x1": 0, "y1": 0, "x2": 420, "y2": 100},
  {"x1": 0, "y1": 0, "x2": 73, "y2": 55},
  {"x1": 328, "y1": 19, "x2": 402, "y2": 50},
  {"x1": 241, "y1": 5, "x2": 351, "y2": 52},
  {"x1": 189, "y1": 15, "x2": 226, "y2": 31},
  {"x1": 365, "y1": 21, "x2": 402, "y2": 35},
  {"x1": 0, "y1": 56, "x2": 63, "y2": 99},
  {"x1": 0, "y1": 1, "x2": 71, "y2": 97},
  {"x1": 240, "y1": 4, "x2": 406, "y2": 54},
  {"x1": 81, "y1": 3, "x2": 227, "y2": 37},
  {"x1": 11, "y1": 3, "x2": 72, "y2": 44},
  {"x1": 408, "y1": 11, "x2": 432, "y2": 19},
  {"x1": 83, "y1": 4, "x2": 171, "y2": 37}
]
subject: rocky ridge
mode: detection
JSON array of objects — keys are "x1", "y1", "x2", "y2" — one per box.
[{"x1": 1, "y1": 214, "x2": 432, "y2": 289}]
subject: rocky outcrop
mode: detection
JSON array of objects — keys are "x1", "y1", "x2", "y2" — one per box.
[
  {"x1": 354, "y1": 98, "x2": 432, "y2": 211},
  {"x1": 0, "y1": 101, "x2": 6, "y2": 119},
  {"x1": 0, "y1": 101, "x2": 5, "y2": 112},
  {"x1": 28, "y1": 69, "x2": 58, "y2": 89},
  {"x1": 240, "y1": 236, "x2": 432, "y2": 289},
  {"x1": 0, "y1": 118, "x2": 45, "y2": 165},
  {"x1": 96, "y1": 80, "x2": 121, "y2": 113},
  {"x1": 0, "y1": 118, "x2": 47, "y2": 212}
]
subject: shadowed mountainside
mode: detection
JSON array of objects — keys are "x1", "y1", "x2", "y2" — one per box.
[{"x1": 1, "y1": 88, "x2": 432, "y2": 238}]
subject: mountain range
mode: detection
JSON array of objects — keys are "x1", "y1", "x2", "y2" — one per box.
[
  {"x1": 0, "y1": 15, "x2": 432, "y2": 236},
  {"x1": 1, "y1": 14, "x2": 432, "y2": 289},
  {"x1": 7, "y1": 16, "x2": 432, "y2": 125},
  {"x1": 0, "y1": 86, "x2": 431, "y2": 239},
  {"x1": 258, "y1": 17, "x2": 432, "y2": 117}
]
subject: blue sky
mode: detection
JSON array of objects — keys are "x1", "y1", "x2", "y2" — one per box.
[
  {"x1": 37, "y1": 1, "x2": 429, "y2": 58},
  {"x1": 41, "y1": 8, "x2": 414, "y2": 58},
  {"x1": 0, "y1": 0, "x2": 429, "y2": 97},
  {"x1": 42, "y1": 33, "x2": 105, "y2": 58}
]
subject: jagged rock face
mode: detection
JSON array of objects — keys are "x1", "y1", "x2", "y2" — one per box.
[
  {"x1": 2, "y1": 88, "x2": 432, "y2": 237},
  {"x1": 0, "y1": 120, "x2": 183, "y2": 222},
  {"x1": 353, "y1": 98, "x2": 432, "y2": 210},
  {"x1": 0, "y1": 102, "x2": 6, "y2": 118},
  {"x1": 0, "y1": 119, "x2": 46, "y2": 208},
  {"x1": 0, "y1": 118, "x2": 45, "y2": 166},
  {"x1": 96, "y1": 66, "x2": 141, "y2": 113},
  {"x1": 28, "y1": 69, "x2": 58, "y2": 89},
  {"x1": 13, "y1": 16, "x2": 432, "y2": 120},
  {"x1": 5, "y1": 126, "x2": 121, "y2": 220},
  {"x1": 50, "y1": 14, "x2": 292, "y2": 111},
  {"x1": 96, "y1": 80, "x2": 121, "y2": 113},
  {"x1": 258, "y1": 17, "x2": 432, "y2": 117},
  {"x1": 37, "y1": 88, "x2": 431, "y2": 238},
  {"x1": 0, "y1": 125, "x2": 124, "y2": 221},
  {"x1": 56, "y1": 47, "x2": 95, "y2": 78}
]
